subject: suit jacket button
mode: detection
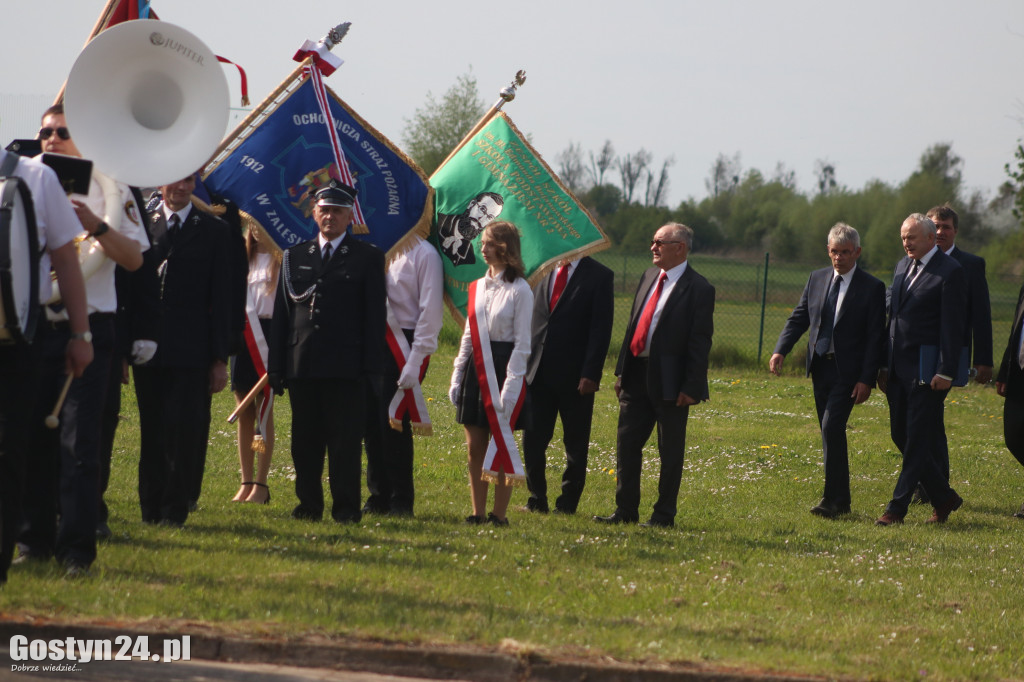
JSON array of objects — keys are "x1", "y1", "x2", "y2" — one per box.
[
  {"x1": 314, "y1": 309, "x2": 320, "y2": 314},
  {"x1": 314, "y1": 324, "x2": 321, "y2": 330}
]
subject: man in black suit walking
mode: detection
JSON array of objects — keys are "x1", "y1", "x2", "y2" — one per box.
[
  {"x1": 134, "y1": 174, "x2": 233, "y2": 527},
  {"x1": 876, "y1": 213, "x2": 966, "y2": 526},
  {"x1": 918, "y1": 204, "x2": 994, "y2": 501},
  {"x1": 770, "y1": 223, "x2": 886, "y2": 518},
  {"x1": 268, "y1": 183, "x2": 386, "y2": 524},
  {"x1": 522, "y1": 256, "x2": 614, "y2": 514},
  {"x1": 595, "y1": 223, "x2": 715, "y2": 528},
  {"x1": 995, "y1": 280, "x2": 1024, "y2": 519}
]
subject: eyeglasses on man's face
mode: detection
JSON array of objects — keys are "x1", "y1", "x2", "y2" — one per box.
[
  {"x1": 39, "y1": 127, "x2": 71, "y2": 141},
  {"x1": 650, "y1": 239, "x2": 683, "y2": 247}
]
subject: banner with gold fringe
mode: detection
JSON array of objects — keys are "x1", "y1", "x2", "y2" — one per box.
[
  {"x1": 203, "y1": 70, "x2": 432, "y2": 260},
  {"x1": 430, "y1": 111, "x2": 609, "y2": 322}
]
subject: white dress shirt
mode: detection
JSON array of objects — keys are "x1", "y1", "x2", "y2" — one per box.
[
  {"x1": 386, "y1": 236, "x2": 443, "y2": 360},
  {"x1": 1, "y1": 150, "x2": 80, "y2": 302},
  {"x1": 453, "y1": 270, "x2": 533, "y2": 393},
  {"x1": 636, "y1": 261, "x2": 688, "y2": 358}
]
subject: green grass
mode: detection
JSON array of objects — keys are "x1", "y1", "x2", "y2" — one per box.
[{"x1": 2, "y1": 354, "x2": 1023, "y2": 681}]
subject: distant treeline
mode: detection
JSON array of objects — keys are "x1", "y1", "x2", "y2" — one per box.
[{"x1": 565, "y1": 142, "x2": 1024, "y2": 275}]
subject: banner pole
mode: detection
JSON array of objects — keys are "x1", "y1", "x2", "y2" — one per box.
[{"x1": 432, "y1": 70, "x2": 526, "y2": 177}]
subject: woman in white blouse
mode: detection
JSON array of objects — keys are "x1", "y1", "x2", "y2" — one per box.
[
  {"x1": 230, "y1": 225, "x2": 281, "y2": 504},
  {"x1": 449, "y1": 222, "x2": 533, "y2": 526}
]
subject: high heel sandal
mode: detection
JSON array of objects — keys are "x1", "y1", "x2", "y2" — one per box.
[
  {"x1": 233, "y1": 482, "x2": 255, "y2": 502},
  {"x1": 246, "y1": 482, "x2": 270, "y2": 505}
]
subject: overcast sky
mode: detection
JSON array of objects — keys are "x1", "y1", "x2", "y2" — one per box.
[{"x1": 2, "y1": 0, "x2": 1022, "y2": 206}]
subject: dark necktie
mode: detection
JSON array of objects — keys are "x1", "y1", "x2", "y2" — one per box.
[
  {"x1": 549, "y1": 264, "x2": 569, "y2": 309},
  {"x1": 168, "y1": 213, "x2": 180, "y2": 245},
  {"x1": 1017, "y1": 317, "x2": 1024, "y2": 370},
  {"x1": 322, "y1": 242, "x2": 332, "y2": 265},
  {"x1": 630, "y1": 272, "x2": 667, "y2": 357},
  {"x1": 814, "y1": 274, "x2": 842, "y2": 357},
  {"x1": 903, "y1": 259, "x2": 920, "y2": 293}
]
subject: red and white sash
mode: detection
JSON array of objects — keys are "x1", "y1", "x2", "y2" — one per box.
[
  {"x1": 467, "y1": 280, "x2": 526, "y2": 484},
  {"x1": 385, "y1": 304, "x2": 432, "y2": 435},
  {"x1": 242, "y1": 289, "x2": 273, "y2": 447}
]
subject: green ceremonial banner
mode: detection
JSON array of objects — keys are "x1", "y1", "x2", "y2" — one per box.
[{"x1": 429, "y1": 112, "x2": 609, "y2": 321}]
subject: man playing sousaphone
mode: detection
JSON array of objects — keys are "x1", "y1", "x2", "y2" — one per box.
[{"x1": 14, "y1": 105, "x2": 147, "y2": 578}]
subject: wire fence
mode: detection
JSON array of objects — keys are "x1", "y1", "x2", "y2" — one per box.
[{"x1": 440, "y1": 250, "x2": 1023, "y2": 370}]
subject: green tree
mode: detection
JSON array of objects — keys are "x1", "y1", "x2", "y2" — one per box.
[
  {"x1": 1004, "y1": 140, "x2": 1024, "y2": 222},
  {"x1": 401, "y1": 71, "x2": 486, "y2": 176}
]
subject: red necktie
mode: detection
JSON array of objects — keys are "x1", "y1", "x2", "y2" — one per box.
[
  {"x1": 630, "y1": 272, "x2": 667, "y2": 356},
  {"x1": 549, "y1": 264, "x2": 570, "y2": 309}
]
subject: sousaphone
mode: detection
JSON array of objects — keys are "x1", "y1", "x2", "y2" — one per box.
[{"x1": 49, "y1": 21, "x2": 229, "y2": 303}]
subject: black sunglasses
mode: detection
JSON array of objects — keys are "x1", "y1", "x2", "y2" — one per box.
[{"x1": 38, "y1": 127, "x2": 71, "y2": 141}]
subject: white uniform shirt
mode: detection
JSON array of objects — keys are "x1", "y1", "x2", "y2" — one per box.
[
  {"x1": 386, "y1": 236, "x2": 443, "y2": 360},
  {"x1": 47, "y1": 175, "x2": 148, "y2": 319},
  {"x1": 248, "y1": 251, "x2": 277, "y2": 319},
  {"x1": 453, "y1": 270, "x2": 533, "y2": 387},
  {"x1": 1, "y1": 150, "x2": 80, "y2": 302}
]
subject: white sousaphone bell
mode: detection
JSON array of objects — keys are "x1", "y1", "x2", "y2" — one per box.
[{"x1": 50, "y1": 21, "x2": 229, "y2": 302}]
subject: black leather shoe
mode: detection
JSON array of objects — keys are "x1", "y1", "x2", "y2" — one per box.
[
  {"x1": 593, "y1": 512, "x2": 638, "y2": 524},
  {"x1": 640, "y1": 518, "x2": 674, "y2": 528},
  {"x1": 810, "y1": 500, "x2": 851, "y2": 519},
  {"x1": 361, "y1": 501, "x2": 390, "y2": 515},
  {"x1": 1014, "y1": 503, "x2": 1024, "y2": 520},
  {"x1": 487, "y1": 512, "x2": 510, "y2": 527},
  {"x1": 291, "y1": 506, "x2": 322, "y2": 522}
]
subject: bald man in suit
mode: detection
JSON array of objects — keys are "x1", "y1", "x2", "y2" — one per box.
[
  {"x1": 595, "y1": 223, "x2": 715, "y2": 528},
  {"x1": 876, "y1": 213, "x2": 966, "y2": 526}
]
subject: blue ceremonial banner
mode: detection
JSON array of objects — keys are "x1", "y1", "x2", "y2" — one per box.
[{"x1": 203, "y1": 74, "x2": 432, "y2": 258}]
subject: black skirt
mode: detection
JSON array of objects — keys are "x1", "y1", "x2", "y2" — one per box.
[
  {"x1": 230, "y1": 317, "x2": 273, "y2": 394},
  {"x1": 455, "y1": 341, "x2": 530, "y2": 430}
]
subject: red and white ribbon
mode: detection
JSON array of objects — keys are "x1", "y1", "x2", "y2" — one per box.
[
  {"x1": 303, "y1": 64, "x2": 367, "y2": 229},
  {"x1": 467, "y1": 280, "x2": 525, "y2": 484},
  {"x1": 385, "y1": 305, "x2": 432, "y2": 436},
  {"x1": 293, "y1": 40, "x2": 344, "y2": 77},
  {"x1": 242, "y1": 289, "x2": 273, "y2": 440}
]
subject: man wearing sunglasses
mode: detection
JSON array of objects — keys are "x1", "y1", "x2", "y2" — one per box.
[
  {"x1": 595, "y1": 223, "x2": 715, "y2": 528},
  {"x1": 15, "y1": 105, "x2": 146, "y2": 578}
]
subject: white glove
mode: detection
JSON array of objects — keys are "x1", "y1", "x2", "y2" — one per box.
[
  {"x1": 131, "y1": 339, "x2": 158, "y2": 365},
  {"x1": 397, "y1": 354, "x2": 424, "y2": 390},
  {"x1": 448, "y1": 382, "x2": 461, "y2": 405}
]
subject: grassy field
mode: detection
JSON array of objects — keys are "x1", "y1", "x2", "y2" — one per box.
[{"x1": 2, "y1": 349, "x2": 1022, "y2": 681}]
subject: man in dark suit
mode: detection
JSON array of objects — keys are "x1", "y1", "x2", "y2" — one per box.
[
  {"x1": 770, "y1": 223, "x2": 886, "y2": 518},
  {"x1": 522, "y1": 256, "x2": 614, "y2": 514},
  {"x1": 876, "y1": 213, "x2": 966, "y2": 526},
  {"x1": 995, "y1": 280, "x2": 1024, "y2": 519},
  {"x1": 917, "y1": 204, "x2": 994, "y2": 501},
  {"x1": 594, "y1": 223, "x2": 715, "y2": 528},
  {"x1": 134, "y1": 175, "x2": 233, "y2": 527},
  {"x1": 268, "y1": 183, "x2": 386, "y2": 524}
]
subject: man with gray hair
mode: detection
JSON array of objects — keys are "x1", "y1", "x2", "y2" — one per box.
[
  {"x1": 770, "y1": 223, "x2": 886, "y2": 518},
  {"x1": 876, "y1": 214, "x2": 966, "y2": 526},
  {"x1": 595, "y1": 222, "x2": 715, "y2": 528}
]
